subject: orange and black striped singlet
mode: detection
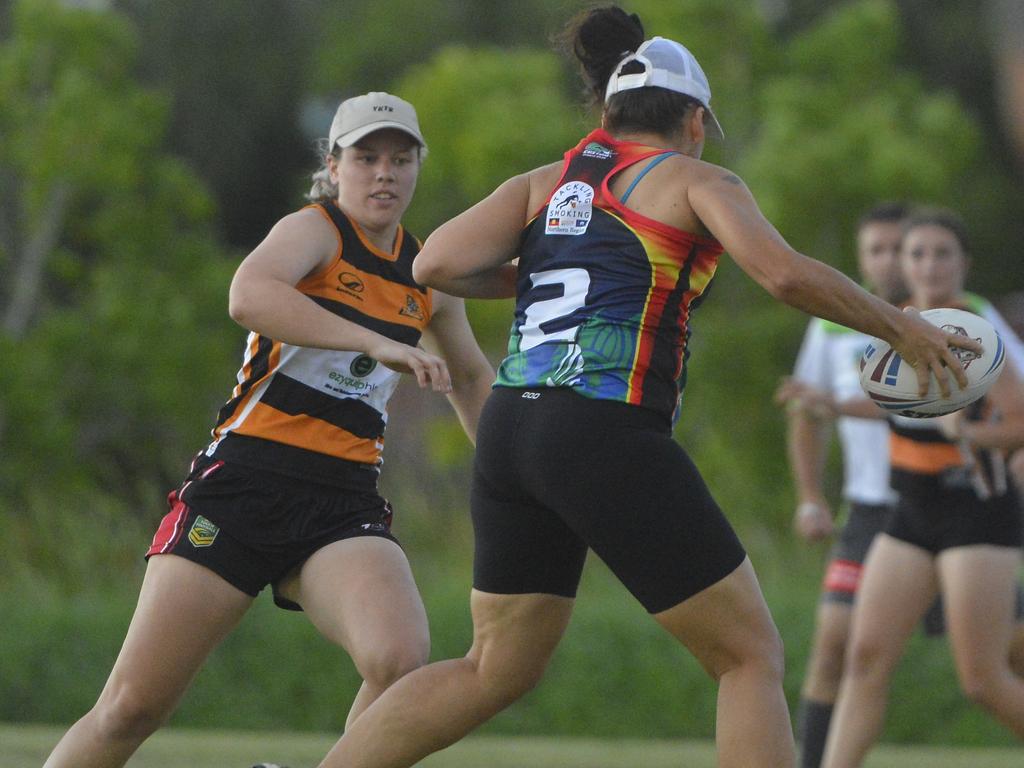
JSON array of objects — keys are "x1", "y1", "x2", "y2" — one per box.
[{"x1": 204, "y1": 201, "x2": 432, "y2": 486}]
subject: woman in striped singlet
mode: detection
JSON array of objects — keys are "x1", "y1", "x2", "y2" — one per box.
[
  {"x1": 43, "y1": 92, "x2": 495, "y2": 768},
  {"x1": 823, "y1": 209, "x2": 1024, "y2": 767},
  {"x1": 313, "y1": 9, "x2": 978, "y2": 768}
]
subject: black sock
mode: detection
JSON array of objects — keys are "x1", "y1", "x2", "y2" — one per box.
[
  {"x1": 921, "y1": 597, "x2": 946, "y2": 637},
  {"x1": 797, "y1": 698, "x2": 834, "y2": 768}
]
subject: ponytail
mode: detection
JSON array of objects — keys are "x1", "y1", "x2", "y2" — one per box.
[{"x1": 557, "y1": 5, "x2": 645, "y2": 107}]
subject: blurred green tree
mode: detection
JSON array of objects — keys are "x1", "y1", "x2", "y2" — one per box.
[
  {"x1": 118, "y1": 0, "x2": 316, "y2": 249},
  {"x1": 0, "y1": 0, "x2": 237, "y2": 519}
]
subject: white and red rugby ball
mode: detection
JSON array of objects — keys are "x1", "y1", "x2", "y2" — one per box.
[{"x1": 858, "y1": 307, "x2": 1005, "y2": 418}]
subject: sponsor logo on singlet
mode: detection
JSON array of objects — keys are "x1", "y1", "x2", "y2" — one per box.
[
  {"x1": 337, "y1": 272, "x2": 365, "y2": 300},
  {"x1": 399, "y1": 293, "x2": 425, "y2": 321},
  {"x1": 328, "y1": 366, "x2": 379, "y2": 393},
  {"x1": 350, "y1": 354, "x2": 377, "y2": 377},
  {"x1": 188, "y1": 515, "x2": 220, "y2": 547},
  {"x1": 581, "y1": 142, "x2": 614, "y2": 159},
  {"x1": 545, "y1": 181, "x2": 594, "y2": 236}
]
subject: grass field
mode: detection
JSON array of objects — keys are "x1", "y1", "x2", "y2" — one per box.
[{"x1": 5, "y1": 723, "x2": 1020, "y2": 768}]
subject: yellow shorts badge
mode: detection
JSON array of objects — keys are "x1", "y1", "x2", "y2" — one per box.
[{"x1": 188, "y1": 515, "x2": 220, "y2": 548}]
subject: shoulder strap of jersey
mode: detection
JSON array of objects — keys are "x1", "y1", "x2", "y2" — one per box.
[
  {"x1": 531, "y1": 131, "x2": 677, "y2": 219},
  {"x1": 620, "y1": 152, "x2": 681, "y2": 203}
]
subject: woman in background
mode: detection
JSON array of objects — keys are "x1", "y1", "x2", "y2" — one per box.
[{"x1": 822, "y1": 208, "x2": 1024, "y2": 767}]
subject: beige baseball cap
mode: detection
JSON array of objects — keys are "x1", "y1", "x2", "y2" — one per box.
[{"x1": 328, "y1": 92, "x2": 427, "y2": 152}]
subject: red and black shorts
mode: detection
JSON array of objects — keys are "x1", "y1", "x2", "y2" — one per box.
[
  {"x1": 147, "y1": 453, "x2": 398, "y2": 610},
  {"x1": 821, "y1": 502, "x2": 893, "y2": 605}
]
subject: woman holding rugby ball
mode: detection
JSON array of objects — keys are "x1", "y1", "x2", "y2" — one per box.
[
  {"x1": 312, "y1": 8, "x2": 981, "y2": 768},
  {"x1": 822, "y1": 208, "x2": 1024, "y2": 767}
]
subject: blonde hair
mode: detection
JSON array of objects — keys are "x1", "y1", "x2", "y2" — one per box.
[{"x1": 306, "y1": 138, "x2": 340, "y2": 203}]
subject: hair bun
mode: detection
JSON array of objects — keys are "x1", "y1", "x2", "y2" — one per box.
[{"x1": 559, "y1": 5, "x2": 645, "y2": 105}]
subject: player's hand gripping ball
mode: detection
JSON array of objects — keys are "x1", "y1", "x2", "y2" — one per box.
[{"x1": 859, "y1": 307, "x2": 1005, "y2": 418}]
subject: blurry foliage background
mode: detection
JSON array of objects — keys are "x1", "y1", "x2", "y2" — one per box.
[{"x1": 2, "y1": 0, "x2": 1024, "y2": 746}]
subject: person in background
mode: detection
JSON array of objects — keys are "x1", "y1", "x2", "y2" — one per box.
[
  {"x1": 822, "y1": 208, "x2": 1024, "y2": 767},
  {"x1": 42, "y1": 92, "x2": 495, "y2": 768},
  {"x1": 777, "y1": 202, "x2": 1024, "y2": 768},
  {"x1": 305, "y1": 7, "x2": 978, "y2": 768},
  {"x1": 775, "y1": 202, "x2": 907, "y2": 768}
]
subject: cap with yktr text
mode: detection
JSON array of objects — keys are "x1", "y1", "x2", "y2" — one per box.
[
  {"x1": 329, "y1": 92, "x2": 427, "y2": 152},
  {"x1": 604, "y1": 36, "x2": 724, "y2": 139}
]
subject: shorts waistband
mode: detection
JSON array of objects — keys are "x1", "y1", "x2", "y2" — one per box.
[{"x1": 206, "y1": 433, "x2": 380, "y2": 492}]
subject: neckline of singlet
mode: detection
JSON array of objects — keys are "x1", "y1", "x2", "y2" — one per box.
[{"x1": 618, "y1": 151, "x2": 681, "y2": 204}]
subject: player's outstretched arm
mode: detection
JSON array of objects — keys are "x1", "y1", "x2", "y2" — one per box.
[{"x1": 687, "y1": 170, "x2": 979, "y2": 397}]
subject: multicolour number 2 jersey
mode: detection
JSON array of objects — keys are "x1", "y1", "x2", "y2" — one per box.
[
  {"x1": 204, "y1": 201, "x2": 432, "y2": 486},
  {"x1": 495, "y1": 128, "x2": 723, "y2": 422}
]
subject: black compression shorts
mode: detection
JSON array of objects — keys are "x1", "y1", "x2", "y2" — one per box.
[
  {"x1": 146, "y1": 454, "x2": 398, "y2": 610},
  {"x1": 471, "y1": 387, "x2": 747, "y2": 614},
  {"x1": 887, "y1": 470, "x2": 1023, "y2": 554}
]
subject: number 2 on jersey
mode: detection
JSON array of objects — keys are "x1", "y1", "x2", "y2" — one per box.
[{"x1": 518, "y1": 268, "x2": 590, "y2": 351}]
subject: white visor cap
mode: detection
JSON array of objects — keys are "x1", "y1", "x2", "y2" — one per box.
[{"x1": 604, "y1": 36, "x2": 724, "y2": 140}]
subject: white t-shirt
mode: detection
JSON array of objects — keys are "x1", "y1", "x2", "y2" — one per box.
[
  {"x1": 793, "y1": 319, "x2": 894, "y2": 505},
  {"x1": 978, "y1": 299, "x2": 1024, "y2": 376}
]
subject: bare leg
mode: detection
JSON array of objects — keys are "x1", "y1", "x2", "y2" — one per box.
[
  {"x1": 821, "y1": 535, "x2": 937, "y2": 768},
  {"x1": 1004, "y1": 449, "x2": 1024, "y2": 676},
  {"x1": 43, "y1": 555, "x2": 253, "y2": 768},
  {"x1": 939, "y1": 545, "x2": 1024, "y2": 736},
  {"x1": 276, "y1": 537, "x2": 430, "y2": 728},
  {"x1": 801, "y1": 601, "x2": 853, "y2": 702},
  {"x1": 1010, "y1": 621, "x2": 1024, "y2": 678},
  {"x1": 654, "y1": 557, "x2": 795, "y2": 768},
  {"x1": 318, "y1": 590, "x2": 574, "y2": 768}
]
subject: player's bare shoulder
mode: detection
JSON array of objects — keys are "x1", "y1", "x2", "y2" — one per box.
[
  {"x1": 250, "y1": 205, "x2": 341, "y2": 278},
  {"x1": 683, "y1": 157, "x2": 750, "y2": 191},
  {"x1": 523, "y1": 162, "x2": 566, "y2": 216}
]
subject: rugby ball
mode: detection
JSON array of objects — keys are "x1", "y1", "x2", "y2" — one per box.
[{"x1": 858, "y1": 307, "x2": 1005, "y2": 418}]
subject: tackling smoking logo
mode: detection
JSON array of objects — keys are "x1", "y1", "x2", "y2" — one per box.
[{"x1": 545, "y1": 182, "x2": 594, "y2": 236}]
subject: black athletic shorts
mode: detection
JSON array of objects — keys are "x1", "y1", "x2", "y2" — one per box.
[
  {"x1": 146, "y1": 453, "x2": 398, "y2": 610},
  {"x1": 887, "y1": 470, "x2": 1023, "y2": 554},
  {"x1": 821, "y1": 502, "x2": 893, "y2": 605},
  {"x1": 471, "y1": 387, "x2": 747, "y2": 614}
]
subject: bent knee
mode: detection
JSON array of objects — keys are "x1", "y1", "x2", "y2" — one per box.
[
  {"x1": 92, "y1": 686, "x2": 172, "y2": 742},
  {"x1": 708, "y1": 625, "x2": 786, "y2": 683},
  {"x1": 465, "y1": 641, "x2": 553, "y2": 709},
  {"x1": 355, "y1": 639, "x2": 429, "y2": 689},
  {"x1": 478, "y1": 657, "x2": 548, "y2": 708},
  {"x1": 843, "y1": 636, "x2": 896, "y2": 681}
]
